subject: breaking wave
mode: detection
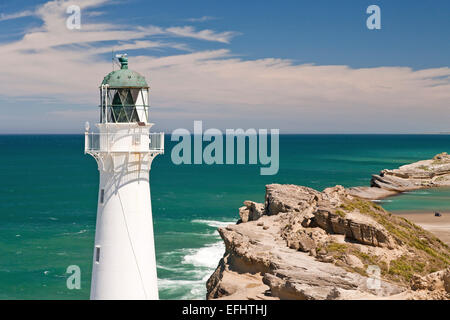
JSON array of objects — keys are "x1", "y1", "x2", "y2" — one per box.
[
  {"x1": 191, "y1": 219, "x2": 235, "y2": 228},
  {"x1": 157, "y1": 219, "x2": 232, "y2": 299}
]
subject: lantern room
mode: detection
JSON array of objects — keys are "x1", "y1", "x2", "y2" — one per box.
[{"x1": 99, "y1": 55, "x2": 150, "y2": 124}]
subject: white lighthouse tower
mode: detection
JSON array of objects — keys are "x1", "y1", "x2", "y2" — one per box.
[{"x1": 84, "y1": 55, "x2": 164, "y2": 300}]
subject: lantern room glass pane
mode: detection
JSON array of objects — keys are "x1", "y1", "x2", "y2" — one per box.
[{"x1": 101, "y1": 88, "x2": 148, "y2": 123}]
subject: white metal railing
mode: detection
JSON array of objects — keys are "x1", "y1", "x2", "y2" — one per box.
[
  {"x1": 149, "y1": 132, "x2": 164, "y2": 151},
  {"x1": 85, "y1": 132, "x2": 164, "y2": 153}
]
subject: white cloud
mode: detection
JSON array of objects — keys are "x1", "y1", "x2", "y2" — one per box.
[
  {"x1": 166, "y1": 26, "x2": 238, "y2": 44},
  {"x1": 0, "y1": 0, "x2": 449, "y2": 133},
  {"x1": 0, "y1": 10, "x2": 34, "y2": 22},
  {"x1": 185, "y1": 16, "x2": 218, "y2": 23}
]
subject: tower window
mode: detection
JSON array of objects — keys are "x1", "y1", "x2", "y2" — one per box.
[
  {"x1": 100, "y1": 189, "x2": 104, "y2": 203},
  {"x1": 133, "y1": 133, "x2": 141, "y2": 145},
  {"x1": 95, "y1": 246, "x2": 101, "y2": 263}
]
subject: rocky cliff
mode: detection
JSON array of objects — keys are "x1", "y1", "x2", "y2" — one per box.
[{"x1": 206, "y1": 159, "x2": 450, "y2": 300}]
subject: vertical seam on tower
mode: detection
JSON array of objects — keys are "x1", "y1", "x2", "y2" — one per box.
[{"x1": 116, "y1": 188, "x2": 148, "y2": 299}]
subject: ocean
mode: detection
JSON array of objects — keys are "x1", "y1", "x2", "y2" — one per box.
[{"x1": 0, "y1": 134, "x2": 450, "y2": 299}]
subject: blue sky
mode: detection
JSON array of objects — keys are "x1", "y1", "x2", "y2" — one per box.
[{"x1": 0, "y1": 0, "x2": 449, "y2": 133}]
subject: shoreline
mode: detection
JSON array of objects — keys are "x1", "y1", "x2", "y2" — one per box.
[{"x1": 392, "y1": 211, "x2": 450, "y2": 245}]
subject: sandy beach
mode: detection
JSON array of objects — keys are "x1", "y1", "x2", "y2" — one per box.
[{"x1": 394, "y1": 212, "x2": 450, "y2": 245}]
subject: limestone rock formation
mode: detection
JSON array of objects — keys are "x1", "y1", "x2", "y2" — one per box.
[
  {"x1": 239, "y1": 201, "x2": 265, "y2": 223},
  {"x1": 348, "y1": 152, "x2": 450, "y2": 200},
  {"x1": 207, "y1": 183, "x2": 450, "y2": 300}
]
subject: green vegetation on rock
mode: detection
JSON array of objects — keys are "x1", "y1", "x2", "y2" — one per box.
[
  {"x1": 334, "y1": 209, "x2": 347, "y2": 218},
  {"x1": 331, "y1": 197, "x2": 450, "y2": 284}
]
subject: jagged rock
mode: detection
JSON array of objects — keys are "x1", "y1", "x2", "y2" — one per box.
[
  {"x1": 265, "y1": 184, "x2": 319, "y2": 215},
  {"x1": 207, "y1": 182, "x2": 450, "y2": 300},
  {"x1": 343, "y1": 254, "x2": 364, "y2": 269},
  {"x1": 238, "y1": 206, "x2": 250, "y2": 223},
  {"x1": 262, "y1": 266, "x2": 402, "y2": 300},
  {"x1": 444, "y1": 268, "x2": 450, "y2": 293},
  {"x1": 411, "y1": 268, "x2": 450, "y2": 292},
  {"x1": 312, "y1": 207, "x2": 395, "y2": 248},
  {"x1": 286, "y1": 231, "x2": 316, "y2": 252},
  {"x1": 239, "y1": 201, "x2": 265, "y2": 223},
  {"x1": 206, "y1": 258, "x2": 232, "y2": 299},
  {"x1": 323, "y1": 185, "x2": 349, "y2": 205},
  {"x1": 433, "y1": 152, "x2": 450, "y2": 161}
]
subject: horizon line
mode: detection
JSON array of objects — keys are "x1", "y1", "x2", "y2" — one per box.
[{"x1": 1, "y1": 132, "x2": 450, "y2": 136}]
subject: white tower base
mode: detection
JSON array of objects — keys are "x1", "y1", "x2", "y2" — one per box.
[{"x1": 86, "y1": 123, "x2": 164, "y2": 300}]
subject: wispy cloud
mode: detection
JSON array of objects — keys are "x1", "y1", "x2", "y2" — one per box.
[
  {"x1": 185, "y1": 16, "x2": 218, "y2": 23},
  {"x1": 166, "y1": 26, "x2": 238, "y2": 43},
  {"x1": 85, "y1": 10, "x2": 104, "y2": 17},
  {"x1": 0, "y1": 10, "x2": 34, "y2": 22}
]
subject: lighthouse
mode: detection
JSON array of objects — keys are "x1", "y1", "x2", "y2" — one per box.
[{"x1": 84, "y1": 55, "x2": 164, "y2": 300}]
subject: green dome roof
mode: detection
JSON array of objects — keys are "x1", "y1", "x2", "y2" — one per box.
[{"x1": 101, "y1": 56, "x2": 148, "y2": 88}]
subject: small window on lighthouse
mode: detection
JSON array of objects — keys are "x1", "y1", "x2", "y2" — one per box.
[
  {"x1": 95, "y1": 246, "x2": 101, "y2": 263},
  {"x1": 100, "y1": 189, "x2": 105, "y2": 204},
  {"x1": 133, "y1": 133, "x2": 141, "y2": 145}
]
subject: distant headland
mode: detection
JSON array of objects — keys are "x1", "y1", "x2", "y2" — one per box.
[{"x1": 349, "y1": 152, "x2": 450, "y2": 200}]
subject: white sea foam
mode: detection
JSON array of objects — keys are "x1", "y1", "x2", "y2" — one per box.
[
  {"x1": 158, "y1": 219, "x2": 236, "y2": 299},
  {"x1": 181, "y1": 241, "x2": 225, "y2": 269},
  {"x1": 157, "y1": 264, "x2": 182, "y2": 272},
  {"x1": 156, "y1": 264, "x2": 200, "y2": 275},
  {"x1": 191, "y1": 219, "x2": 235, "y2": 228},
  {"x1": 157, "y1": 219, "x2": 231, "y2": 299},
  {"x1": 158, "y1": 278, "x2": 204, "y2": 288},
  {"x1": 60, "y1": 229, "x2": 88, "y2": 236},
  {"x1": 158, "y1": 278, "x2": 206, "y2": 300},
  {"x1": 158, "y1": 270, "x2": 216, "y2": 300},
  {"x1": 403, "y1": 191, "x2": 431, "y2": 195},
  {"x1": 163, "y1": 231, "x2": 217, "y2": 237}
]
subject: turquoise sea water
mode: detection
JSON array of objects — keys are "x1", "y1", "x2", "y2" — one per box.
[{"x1": 1, "y1": 134, "x2": 450, "y2": 300}]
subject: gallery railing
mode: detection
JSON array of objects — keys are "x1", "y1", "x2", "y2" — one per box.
[{"x1": 85, "y1": 132, "x2": 164, "y2": 153}]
